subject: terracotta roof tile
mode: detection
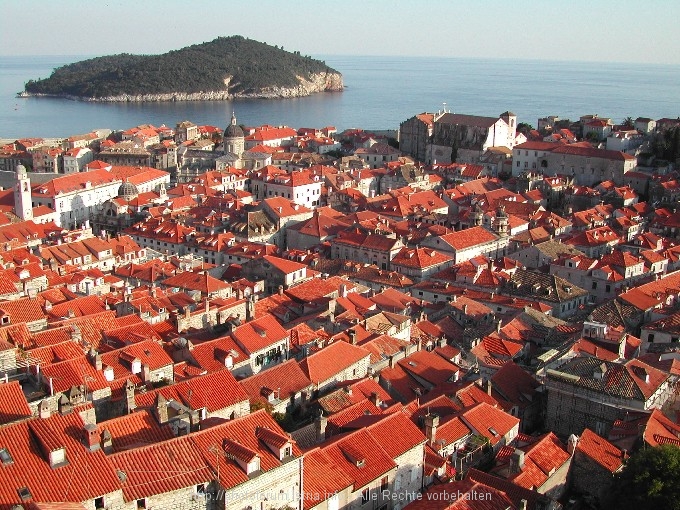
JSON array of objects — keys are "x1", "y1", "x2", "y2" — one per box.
[
  {"x1": 299, "y1": 341, "x2": 370, "y2": 385},
  {"x1": 0, "y1": 380, "x2": 32, "y2": 423},
  {"x1": 135, "y1": 370, "x2": 248, "y2": 413},
  {"x1": 98, "y1": 409, "x2": 174, "y2": 453},
  {"x1": 0, "y1": 412, "x2": 122, "y2": 507},
  {"x1": 302, "y1": 448, "x2": 354, "y2": 510},
  {"x1": 239, "y1": 359, "x2": 311, "y2": 406},
  {"x1": 231, "y1": 313, "x2": 288, "y2": 354},
  {"x1": 577, "y1": 428, "x2": 625, "y2": 473},
  {"x1": 461, "y1": 402, "x2": 519, "y2": 445}
]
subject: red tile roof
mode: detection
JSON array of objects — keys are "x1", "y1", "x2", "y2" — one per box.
[
  {"x1": 188, "y1": 335, "x2": 248, "y2": 373},
  {"x1": 551, "y1": 144, "x2": 635, "y2": 161},
  {"x1": 135, "y1": 370, "x2": 248, "y2": 413},
  {"x1": 161, "y1": 270, "x2": 231, "y2": 295},
  {"x1": 641, "y1": 408, "x2": 680, "y2": 447},
  {"x1": 461, "y1": 402, "x2": 519, "y2": 445},
  {"x1": 407, "y1": 478, "x2": 515, "y2": 510},
  {"x1": 39, "y1": 356, "x2": 110, "y2": 394},
  {"x1": 391, "y1": 246, "x2": 453, "y2": 269},
  {"x1": 299, "y1": 341, "x2": 370, "y2": 385},
  {"x1": 32, "y1": 168, "x2": 121, "y2": 197},
  {"x1": 0, "y1": 412, "x2": 122, "y2": 507},
  {"x1": 189, "y1": 410, "x2": 301, "y2": 490},
  {"x1": 0, "y1": 380, "x2": 32, "y2": 423},
  {"x1": 231, "y1": 313, "x2": 288, "y2": 354},
  {"x1": 504, "y1": 432, "x2": 570, "y2": 490},
  {"x1": 397, "y1": 350, "x2": 461, "y2": 388},
  {"x1": 438, "y1": 226, "x2": 499, "y2": 250},
  {"x1": 98, "y1": 409, "x2": 174, "y2": 453},
  {"x1": 0, "y1": 297, "x2": 46, "y2": 325},
  {"x1": 110, "y1": 432, "x2": 213, "y2": 501},
  {"x1": 239, "y1": 359, "x2": 311, "y2": 406},
  {"x1": 322, "y1": 428, "x2": 396, "y2": 489},
  {"x1": 577, "y1": 428, "x2": 625, "y2": 473},
  {"x1": 302, "y1": 448, "x2": 354, "y2": 510}
]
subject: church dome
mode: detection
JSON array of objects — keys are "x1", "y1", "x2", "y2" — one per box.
[
  {"x1": 224, "y1": 112, "x2": 244, "y2": 139},
  {"x1": 118, "y1": 180, "x2": 139, "y2": 200}
]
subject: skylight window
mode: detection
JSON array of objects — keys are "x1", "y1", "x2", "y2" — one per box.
[
  {"x1": 0, "y1": 448, "x2": 13, "y2": 465},
  {"x1": 18, "y1": 487, "x2": 32, "y2": 501}
]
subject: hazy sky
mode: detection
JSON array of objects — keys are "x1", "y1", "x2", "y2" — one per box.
[{"x1": 2, "y1": 0, "x2": 679, "y2": 64}]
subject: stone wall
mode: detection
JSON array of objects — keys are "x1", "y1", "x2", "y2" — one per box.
[
  {"x1": 223, "y1": 456, "x2": 303, "y2": 510},
  {"x1": 119, "y1": 483, "x2": 213, "y2": 510},
  {"x1": 209, "y1": 399, "x2": 251, "y2": 421},
  {"x1": 392, "y1": 445, "x2": 426, "y2": 507},
  {"x1": 537, "y1": 457, "x2": 572, "y2": 500},
  {"x1": 545, "y1": 384, "x2": 628, "y2": 438},
  {"x1": 571, "y1": 450, "x2": 618, "y2": 508},
  {"x1": 176, "y1": 301, "x2": 247, "y2": 333}
]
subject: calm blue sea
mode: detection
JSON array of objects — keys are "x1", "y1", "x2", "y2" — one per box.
[{"x1": 1, "y1": 54, "x2": 679, "y2": 139}]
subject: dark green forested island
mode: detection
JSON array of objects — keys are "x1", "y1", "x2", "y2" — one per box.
[{"x1": 21, "y1": 36, "x2": 344, "y2": 101}]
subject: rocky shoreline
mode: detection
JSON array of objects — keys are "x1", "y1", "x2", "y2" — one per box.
[{"x1": 18, "y1": 71, "x2": 344, "y2": 102}]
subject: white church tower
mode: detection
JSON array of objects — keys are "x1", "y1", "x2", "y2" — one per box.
[{"x1": 14, "y1": 164, "x2": 33, "y2": 221}]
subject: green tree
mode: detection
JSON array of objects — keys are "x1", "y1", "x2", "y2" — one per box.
[
  {"x1": 608, "y1": 445, "x2": 680, "y2": 510},
  {"x1": 622, "y1": 116, "x2": 635, "y2": 128},
  {"x1": 516, "y1": 122, "x2": 534, "y2": 135},
  {"x1": 585, "y1": 131, "x2": 601, "y2": 142}
]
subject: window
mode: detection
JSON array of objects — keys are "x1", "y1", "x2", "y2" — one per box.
[
  {"x1": 592, "y1": 282, "x2": 597, "y2": 290},
  {"x1": 18, "y1": 487, "x2": 32, "y2": 502},
  {"x1": 136, "y1": 498, "x2": 147, "y2": 508},
  {"x1": 362, "y1": 488, "x2": 370, "y2": 505},
  {"x1": 648, "y1": 334, "x2": 655, "y2": 343},
  {"x1": 0, "y1": 448, "x2": 12, "y2": 465},
  {"x1": 380, "y1": 476, "x2": 389, "y2": 492}
]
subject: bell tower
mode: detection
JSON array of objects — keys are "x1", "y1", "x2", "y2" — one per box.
[{"x1": 14, "y1": 164, "x2": 33, "y2": 221}]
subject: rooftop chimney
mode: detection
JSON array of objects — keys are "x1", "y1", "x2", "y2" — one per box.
[
  {"x1": 155, "y1": 394, "x2": 169, "y2": 424},
  {"x1": 567, "y1": 434, "x2": 579, "y2": 455},
  {"x1": 83, "y1": 423, "x2": 100, "y2": 452},
  {"x1": 315, "y1": 411, "x2": 328, "y2": 442},
  {"x1": 509, "y1": 449, "x2": 525, "y2": 474},
  {"x1": 125, "y1": 379, "x2": 136, "y2": 414},
  {"x1": 425, "y1": 413, "x2": 440, "y2": 446},
  {"x1": 101, "y1": 428, "x2": 113, "y2": 454}
]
